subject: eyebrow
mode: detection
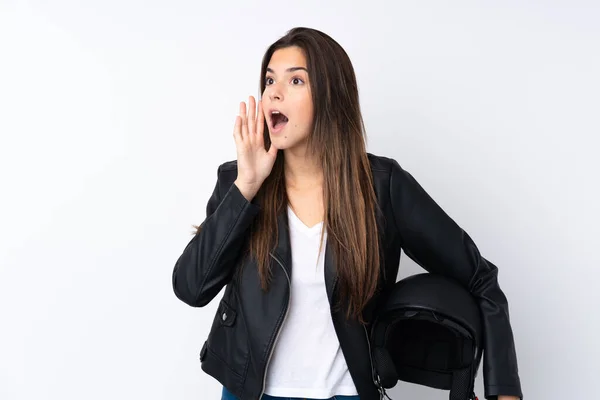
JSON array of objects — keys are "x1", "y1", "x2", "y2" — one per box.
[{"x1": 266, "y1": 67, "x2": 308, "y2": 74}]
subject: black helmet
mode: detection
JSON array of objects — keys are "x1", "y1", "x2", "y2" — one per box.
[{"x1": 369, "y1": 273, "x2": 483, "y2": 400}]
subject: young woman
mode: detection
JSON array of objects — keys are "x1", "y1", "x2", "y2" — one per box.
[{"x1": 172, "y1": 27, "x2": 523, "y2": 400}]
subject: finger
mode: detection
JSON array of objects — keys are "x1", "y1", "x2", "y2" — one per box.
[
  {"x1": 256, "y1": 99, "x2": 265, "y2": 138},
  {"x1": 239, "y1": 101, "x2": 248, "y2": 139},
  {"x1": 248, "y1": 96, "x2": 256, "y2": 136},
  {"x1": 233, "y1": 115, "x2": 242, "y2": 144}
]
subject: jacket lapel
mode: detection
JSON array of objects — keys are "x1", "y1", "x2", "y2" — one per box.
[
  {"x1": 271, "y1": 208, "x2": 338, "y2": 306},
  {"x1": 324, "y1": 239, "x2": 338, "y2": 305}
]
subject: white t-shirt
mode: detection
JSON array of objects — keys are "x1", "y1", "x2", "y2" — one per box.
[{"x1": 263, "y1": 206, "x2": 358, "y2": 398}]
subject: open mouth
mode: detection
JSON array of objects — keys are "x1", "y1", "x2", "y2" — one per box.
[{"x1": 271, "y1": 111, "x2": 289, "y2": 130}]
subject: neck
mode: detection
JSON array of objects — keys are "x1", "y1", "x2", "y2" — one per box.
[{"x1": 283, "y1": 147, "x2": 323, "y2": 189}]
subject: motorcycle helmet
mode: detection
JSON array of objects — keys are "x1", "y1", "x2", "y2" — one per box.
[{"x1": 369, "y1": 273, "x2": 483, "y2": 400}]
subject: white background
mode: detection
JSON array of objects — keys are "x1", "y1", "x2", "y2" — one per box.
[{"x1": 1, "y1": 1, "x2": 599, "y2": 399}]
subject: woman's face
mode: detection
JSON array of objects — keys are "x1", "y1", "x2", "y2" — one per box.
[{"x1": 261, "y1": 46, "x2": 314, "y2": 150}]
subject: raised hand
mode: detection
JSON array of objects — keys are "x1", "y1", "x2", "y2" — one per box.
[{"x1": 233, "y1": 96, "x2": 278, "y2": 201}]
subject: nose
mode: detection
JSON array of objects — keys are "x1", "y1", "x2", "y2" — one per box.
[
  {"x1": 269, "y1": 90, "x2": 282, "y2": 102},
  {"x1": 266, "y1": 83, "x2": 283, "y2": 102}
]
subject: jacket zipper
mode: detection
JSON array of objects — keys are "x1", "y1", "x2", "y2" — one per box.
[
  {"x1": 363, "y1": 324, "x2": 377, "y2": 385},
  {"x1": 363, "y1": 323, "x2": 390, "y2": 399},
  {"x1": 258, "y1": 252, "x2": 291, "y2": 399}
]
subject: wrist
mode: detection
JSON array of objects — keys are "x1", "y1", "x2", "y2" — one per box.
[{"x1": 234, "y1": 180, "x2": 260, "y2": 202}]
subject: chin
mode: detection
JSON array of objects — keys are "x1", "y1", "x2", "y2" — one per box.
[
  {"x1": 268, "y1": 139, "x2": 289, "y2": 150},
  {"x1": 269, "y1": 132, "x2": 308, "y2": 150},
  {"x1": 268, "y1": 133, "x2": 287, "y2": 145},
  {"x1": 269, "y1": 137, "x2": 299, "y2": 150}
]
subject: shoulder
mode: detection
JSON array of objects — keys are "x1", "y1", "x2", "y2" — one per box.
[
  {"x1": 367, "y1": 152, "x2": 396, "y2": 170},
  {"x1": 366, "y1": 152, "x2": 406, "y2": 180},
  {"x1": 216, "y1": 159, "x2": 239, "y2": 180},
  {"x1": 366, "y1": 153, "x2": 424, "y2": 214},
  {"x1": 217, "y1": 159, "x2": 238, "y2": 172},
  {"x1": 207, "y1": 160, "x2": 238, "y2": 198}
]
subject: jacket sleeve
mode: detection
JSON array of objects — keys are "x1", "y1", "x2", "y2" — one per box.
[
  {"x1": 389, "y1": 158, "x2": 523, "y2": 400},
  {"x1": 172, "y1": 164, "x2": 261, "y2": 307}
]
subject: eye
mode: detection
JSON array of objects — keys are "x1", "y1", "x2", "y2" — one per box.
[
  {"x1": 265, "y1": 77, "x2": 274, "y2": 86},
  {"x1": 291, "y1": 77, "x2": 304, "y2": 85}
]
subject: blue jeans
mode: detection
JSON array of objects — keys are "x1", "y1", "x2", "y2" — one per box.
[{"x1": 221, "y1": 386, "x2": 360, "y2": 400}]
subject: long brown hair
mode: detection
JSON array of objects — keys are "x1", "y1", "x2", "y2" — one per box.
[{"x1": 244, "y1": 27, "x2": 382, "y2": 324}]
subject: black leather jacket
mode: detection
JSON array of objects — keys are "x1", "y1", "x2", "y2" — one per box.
[{"x1": 172, "y1": 153, "x2": 523, "y2": 400}]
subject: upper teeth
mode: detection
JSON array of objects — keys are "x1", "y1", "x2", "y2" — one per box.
[{"x1": 272, "y1": 111, "x2": 280, "y2": 114}]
